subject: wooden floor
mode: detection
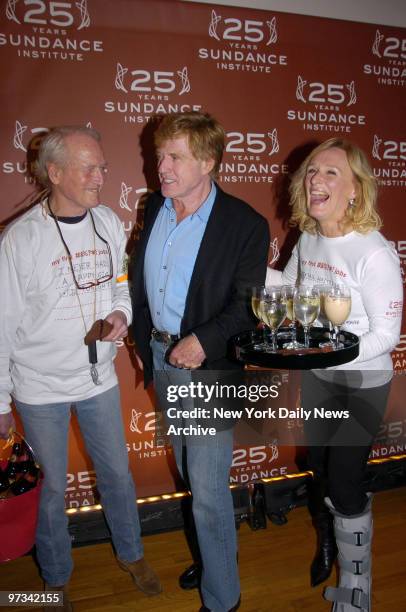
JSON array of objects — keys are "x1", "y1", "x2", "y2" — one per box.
[{"x1": 1, "y1": 487, "x2": 405, "y2": 612}]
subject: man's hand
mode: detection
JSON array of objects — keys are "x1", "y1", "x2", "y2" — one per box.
[
  {"x1": 0, "y1": 411, "x2": 15, "y2": 439},
  {"x1": 103, "y1": 310, "x2": 128, "y2": 342},
  {"x1": 168, "y1": 334, "x2": 206, "y2": 369}
]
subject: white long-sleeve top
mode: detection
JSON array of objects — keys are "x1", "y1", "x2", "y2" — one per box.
[
  {"x1": 266, "y1": 230, "x2": 403, "y2": 386},
  {"x1": 0, "y1": 203, "x2": 131, "y2": 413}
]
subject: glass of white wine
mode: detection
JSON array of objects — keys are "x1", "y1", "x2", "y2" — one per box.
[
  {"x1": 314, "y1": 283, "x2": 335, "y2": 348},
  {"x1": 281, "y1": 285, "x2": 303, "y2": 349},
  {"x1": 324, "y1": 284, "x2": 351, "y2": 349},
  {"x1": 251, "y1": 286, "x2": 268, "y2": 350},
  {"x1": 293, "y1": 285, "x2": 320, "y2": 349},
  {"x1": 259, "y1": 286, "x2": 287, "y2": 353}
]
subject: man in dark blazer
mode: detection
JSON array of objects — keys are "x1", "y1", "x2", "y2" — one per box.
[{"x1": 131, "y1": 112, "x2": 269, "y2": 612}]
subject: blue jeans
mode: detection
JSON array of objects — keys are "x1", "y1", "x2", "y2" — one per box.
[
  {"x1": 152, "y1": 339, "x2": 240, "y2": 612},
  {"x1": 15, "y1": 385, "x2": 143, "y2": 586}
]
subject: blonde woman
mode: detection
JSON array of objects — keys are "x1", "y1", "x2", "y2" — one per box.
[{"x1": 267, "y1": 138, "x2": 402, "y2": 612}]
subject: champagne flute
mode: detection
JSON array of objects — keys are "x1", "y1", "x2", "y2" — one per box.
[
  {"x1": 281, "y1": 285, "x2": 303, "y2": 349},
  {"x1": 314, "y1": 284, "x2": 335, "y2": 348},
  {"x1": 324, "y1": 284, "x2": 351, "y2": 349},
  {"x1": 259, "y1": 286, "x2": 287, "y2": 352},
  {"x1": 251, "y1": 286, "x2": 268, "y2": 350},
  {"x1": 293, "y1": 285, "x2": 320, "y2": 348}
]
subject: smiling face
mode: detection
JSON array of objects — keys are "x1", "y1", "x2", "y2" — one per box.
[
  {"x1": 156, "y1": 135, "x2": 214, "y2": 209},
  {"x1": 48, "y1": 134, "x2": 107, "y2": 216},
  {"x1": 305, "y1": 147, "x2": 357, "y2": 236}
]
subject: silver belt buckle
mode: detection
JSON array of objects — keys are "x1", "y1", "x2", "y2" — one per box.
[
  {"x1": 152, "y1": 328, "x2": 173, "y2": 345},
  {"x1": 162, "y1": 331, "x2": 172, "y2": 344}
]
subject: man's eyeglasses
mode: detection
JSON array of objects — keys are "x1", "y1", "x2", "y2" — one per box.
[{"x1": 48, "y1": 203, "x2": 113, "y2": 290}]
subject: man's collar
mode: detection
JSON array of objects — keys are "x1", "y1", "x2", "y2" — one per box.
[{"x1": 163, "y1": 181, "x2": 217, "y2": 222}]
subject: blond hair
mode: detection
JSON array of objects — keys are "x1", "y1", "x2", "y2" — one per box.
[
  {"x1": 154, "y1": 111, "x2": 224, "y2": 178},
  {"x1": 289, "y1": 138, "x2": 382, "y2": 234}
]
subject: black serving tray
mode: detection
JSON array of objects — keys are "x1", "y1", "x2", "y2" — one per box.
[{"x1": 232, "y1": 326, "x2": 359, "y2": 370}]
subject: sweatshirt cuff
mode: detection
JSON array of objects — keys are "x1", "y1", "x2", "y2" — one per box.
[
  {"x1": 113, "y1": 306, "x2": 132, "y2": 327},
  {"x1": 0, "y1": 403, "x2": 12, "y2": 415}
]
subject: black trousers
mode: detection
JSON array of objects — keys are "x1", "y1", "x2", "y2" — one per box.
[{"x1": 302, "y1": 371, "x2": 391, "y2": 516}]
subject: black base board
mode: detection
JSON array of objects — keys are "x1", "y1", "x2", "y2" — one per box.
[
  {"x1": 68, "y1": 458, "x2": 406, "y2": 546},
  {"x1": 68, "y1": 485, "x2": 251, "y2": 547},
  {"x1": 69, "y1": 498, "x2": 185, "y2": 547},
  {"x1": 253, "y1": 457, "x2": 406, "y2": 526}
]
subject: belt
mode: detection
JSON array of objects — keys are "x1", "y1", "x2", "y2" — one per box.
[{"x1": 151, "y1": 328, "x2": 180, "y2": 345}]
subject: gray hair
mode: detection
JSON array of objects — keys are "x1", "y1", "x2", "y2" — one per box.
[{"x1": 35, "y1": 125, "x2": 101, "y2": 188}]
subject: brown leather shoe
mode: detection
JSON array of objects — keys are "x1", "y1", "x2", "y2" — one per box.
[
  {"x1": 117, "y1": 557, "x2": 162, "y2": 596},
  {"x1": 44, "y1": 583, "x2": 73, "y2": 612}
]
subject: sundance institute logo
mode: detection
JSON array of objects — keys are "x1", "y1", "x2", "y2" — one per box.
[
  {"x1": 2, "y1": 0, "x2": 103, "y2": 61},
  {"x1": 119, "y1": 183, "x2": 151, "y2": 213},
  {"x1": 295, "y1": 76, "x2": 357, "y2": 107},
  {"x1": 2, "y1": 120, "x2": 90, "y2": 181},
  {"x1": 118, "y1": 183, "x2": 152, "y2": 235},
  {"x1": 114, "y1": 63, "x2": 191, "y2": 95},
  {"x1": 12, "y1": 119, "x2": 91, "y2": 152},
  {"x1": 105, "y1": 63, "x2": 201, "y2": 124},
  {"x1": 393, "y1": 335, "x2": 406, "y2": 370},
  {"x1": 364, "y1": 29, "x2": 406, "y2": 87},
  {"x1": 13, "y1": 120, "x2": 36, "y2": 153},
  {"x1": 2, "y1": 121, "x2": 48, "y2": 182},
  {"x1": 199, "y1": 9, "x2": 288, "y2": 73},
  {"x1": 287, "y1": 76, "x2": 365, "y2": 134},
  {"x1": 5, "y1": 0, "x2": 90, "y2": 30},
  {"x1": 129, "y1": 409, "x2": 167, "y2": 438},
  {"x1": 208, "y1": 9, "x2": 277, "y2": 45},
  {"x1": 130, "y1": 409, "x2": 143, "y2": 434},
  {"x1": 220, "y1": 128, "x2": 288, "y2": 185},
  {"x1": 372, "y1": 134, "x2": 406, "y2": 189}
]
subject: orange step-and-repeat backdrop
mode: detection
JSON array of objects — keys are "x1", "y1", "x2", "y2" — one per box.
[{"x1": 1, "y1": 0, "x2": 405, "y2": 508}]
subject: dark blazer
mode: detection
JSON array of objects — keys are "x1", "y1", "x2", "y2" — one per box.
[{"x1": 130, "y1": 185, "x2": 270, "y2": 386}]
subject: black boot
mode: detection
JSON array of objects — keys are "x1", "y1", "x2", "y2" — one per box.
[
  {"x1": 308, "y1": 478, "x2": 337, "y2": 587},
  {"x1": 310, "y1": 510, "x2": 338, "y2": 587}
]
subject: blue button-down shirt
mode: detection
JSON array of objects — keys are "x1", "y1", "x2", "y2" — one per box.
[{"x1": 144, "y1": 182, "x2": 217, "y2": 334}]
